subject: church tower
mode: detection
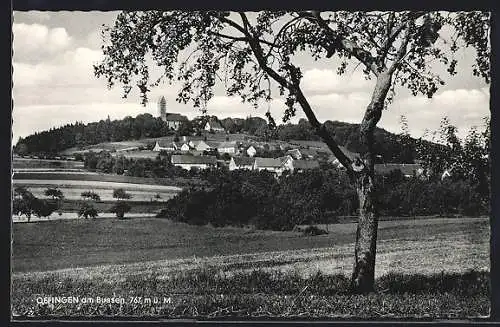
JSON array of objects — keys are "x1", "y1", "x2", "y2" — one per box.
[{"x1": 158, "y1": 96, "x2": 167, "y2": 121}]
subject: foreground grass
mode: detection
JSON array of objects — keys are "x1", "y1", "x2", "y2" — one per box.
[{"x1": 11, "y1": 269, "x2": 489, "y2": 319}]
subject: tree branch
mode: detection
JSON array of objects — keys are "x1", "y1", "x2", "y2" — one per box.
[
  {"x1": 234, "y1": 13, "x2": 355, "y2": 173},
  {"x1": 388, "y1": 25, "x2": 411, "y2": 74},
  {"x1": 301, "y1": 11, "x2": 380, "y2": 77},
  {"x1": 209, "y1": 32, "x2": 247, "y2": 42},
  {"x1": 379, "y1": 12, "x2": 426, "y2": 65},
  {"x1": 234, "y1": 17, "x2": 354, "y2": 175}
]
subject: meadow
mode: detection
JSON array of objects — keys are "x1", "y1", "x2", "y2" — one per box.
[
  {"x1": 10, "y1": 158, "x2": 491, "y2": 318},
  {"x1": 13, "y1": 217, "x2": 488, "y2": 276},
  {"x1": 13, "y1": 171, "x2": 201, "y2": 187},
  {"x1": 11, "y1": 216, "x2": 489, "y2": 318},
  {"x1": 60, "y1": 133, "x2": 254, "y2": 156}
]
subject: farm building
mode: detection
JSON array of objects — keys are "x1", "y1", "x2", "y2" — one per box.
[
  {"x1": 204, "y1": 119, "x2": 225, "y2": 133},
  {"x1": 253, "y1": 155, "x2": 293, "y2": 176},
  {"x1": 171, "y1": 155, "x2": 217, "y2": 170},
  {"x1": 229, "y1": 157, "x2": 255, "y2": 171},
  {"x1": 191, "y1": 140, "x2": 218, "y2": 152},
  {"x1": 153, "y1": 141, "x2": 177, "y2": 152},
  {"x1": 218, "y1": 141, "x2": 238, "y2": 154},
  {"x1": 292, "y1": 160, "x2": 320, "y2": 172}
]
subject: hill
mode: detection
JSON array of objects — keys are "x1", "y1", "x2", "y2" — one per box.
[{"x1": 14, "y1": 113, "x2": 432, "y2": 163}]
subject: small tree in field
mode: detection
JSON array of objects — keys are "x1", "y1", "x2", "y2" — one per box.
[
  {"x1": 44, "y1": 187, "x2": 65, "y2": 215},
  {"x1": 79, "y1": 191, "x2": 100, "y2": 219},
  {"x1": 111, "y1": 188, "x2": 132, "y2": 219},
  {"x1": 13, "y1": 186, "x2": 36, "y2": 222},
  {"x1": 13, "y1": 186, "x2": 58, "y2": 221},
  {"x1": 95, "y1": 10, "x2": 490, "y2": 293}
]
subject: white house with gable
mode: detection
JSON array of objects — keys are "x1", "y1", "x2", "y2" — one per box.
[{"x1": 246, "y1": 145, "x2": 257, "y2": 157}]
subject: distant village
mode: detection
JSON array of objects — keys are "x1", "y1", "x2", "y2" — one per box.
[
  {"x1": 115, "y1": 96, "x2": 425, "y2": 178},
  {"x1": 16, "y1": 95, "x2": 426, "y2": 179}
]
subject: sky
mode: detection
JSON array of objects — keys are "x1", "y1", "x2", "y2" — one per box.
[{"x1": 12, "y1": 11, "x2": 490, "y2": 143}]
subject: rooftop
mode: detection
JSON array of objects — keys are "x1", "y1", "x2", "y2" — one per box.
[
  {"x1": 206, "y1": 120, "x2": 224, "y2": 130},
  {"x1": 165, "y1": 113, "x2": 188, "y2": 122},
  {"x1": 254, "y1": 157, "x2": 283, "y2": 168},
  {"x1": 293, "y1": 160, "x2": 320, "y2": 170},
  {"x1": 171, "y1": 155, "x2": 217, "y2": 165},
  {"x1": 232, "y1": 157, "x2": 255, "y2": 166}
]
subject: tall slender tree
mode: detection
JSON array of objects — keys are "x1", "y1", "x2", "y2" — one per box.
[{"x1": 94, "y1": 10, "x2": 490, "y2": 293}]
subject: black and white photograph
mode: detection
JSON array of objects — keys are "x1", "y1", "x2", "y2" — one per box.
[{"x1": 11, "y1": 8, "x2": 492, "y2": 320}]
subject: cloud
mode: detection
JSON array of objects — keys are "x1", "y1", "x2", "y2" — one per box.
[
  {"x1": 13, "y1": 23, "x2": 72, "y2": 62},
  {"x1": 12, "y1": 62, "x2": 54, "y2": 87},
  {"x1": 13, "y1": 11, "x2": 51, "y2": 22},
  {"x1": 301, "y1": 68, "x2": 375, "y2": 95},
  {"x1": 13, "y1": 47, "x2": 105, "y2": 99},
  {"x1": 381, "y1": 88, "x2": 490, "y2": 138},
  {"x1": 13, "y1": 102, "x2": 156, "y2": 141}
]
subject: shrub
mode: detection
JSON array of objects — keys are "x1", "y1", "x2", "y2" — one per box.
[
  {"x1": 110, "y1": 202, "x2": 131, "y2": 219},
  {"x1": 78, "y1": 202, "x2": 98, "y2": 219},
  {"x1": 32, "y1": 199, "x2": 58, "y2": 218},
  {"x1": 302, "y1": 225, "x2": 328, "y2": 236},
  {"x1": 81, "y1": 191, "x2": 101, "y2": 202},
  {"x1": 112, "y1": 188, "x2": 132, "y2": 200}
]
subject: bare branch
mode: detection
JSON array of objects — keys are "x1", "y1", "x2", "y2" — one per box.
[{"x1": 388, "y1": 25, "x2": 411, "y2": 74}]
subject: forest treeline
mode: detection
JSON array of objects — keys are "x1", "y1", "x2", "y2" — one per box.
[{"x1": 14, "y1": 113, "x2": 425, "y2": 164}]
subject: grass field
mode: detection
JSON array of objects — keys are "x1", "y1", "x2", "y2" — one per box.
[
  {"x1": 13, "y1": 171, "x2": 203, "y2": 188},
  {"x1": 60, "y1": 133, "x2": 256, "y2": 156},
  {"x1": 12, "y1": 217, "x2": 488, "y2": 276},
  {"x1": 13, "y1": 158, "x2": 84, "y2": 169},
  {"x1": 11, "y1": 216, "x2": 490, "y2": 319}
]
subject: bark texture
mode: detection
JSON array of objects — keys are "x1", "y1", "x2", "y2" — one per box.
[
  {"x1": 350, "y1": 72, "x2": 391, "y2": 294},
  {"x1": 351, "y1": 171, "x2": 378, "y2": 293}
]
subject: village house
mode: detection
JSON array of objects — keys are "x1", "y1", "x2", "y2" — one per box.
[
  {"x1": 246, "y1": 145, "x2": 257, "y2": 157},
  {"x1": 171, "y1": 154, "x2": 217, "y2": 170},
  {"x1": 152, "y1": 141, "x2": 177, "y2": 152},
  {"x1": 229, "y1": 157, "x2": 255, "y2": 171},
  {"x1": 286, "y1": 148, "x2": 302, "y2": 160},
  {"x1": 189, "y1": 140, "x2": 214, "y2": 152},
  {"x1": 253, "y1": 157, "x2": 283, "y2": 174},
  {"x1": 218, "y1": 141, "x2": 238, "y2": 154},
  {"x1": 204, "y1": 119, "x2": 225, "y2": 133},
  {"x1": 292, "y1": 160, "x2": 321, "y2": 173},
  {"x1": 164, "y1": 113, "x2": 188, "y2": 130},
  {"x1": 178, "y1": 143, "x2": 191, "y2": 152},
  {"x1": 253, "y1": 155, "x2": 293, "y2": 176}
]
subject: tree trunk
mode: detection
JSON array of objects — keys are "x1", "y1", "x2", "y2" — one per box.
[
  {"x1": 351, "y1": 170, "x2": 378, "y2": 293},
  {"x1": 350, "y1": 72, "x2": 391, "y2": 294}
]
